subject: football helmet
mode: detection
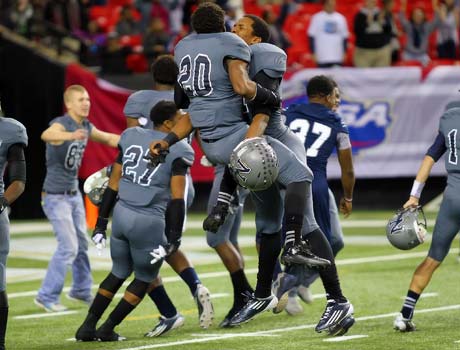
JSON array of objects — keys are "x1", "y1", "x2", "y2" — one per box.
[
  {"x1": 386, "y1": 206, "x2": 427, "y2": 250},
  {"x1": 83, "y1": 167, "x2": 110, "y2": 206},
  {"x1": 229, "y1": 137, "x2": 279, "y2": 191}
]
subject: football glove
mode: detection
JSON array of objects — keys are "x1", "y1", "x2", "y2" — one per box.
[
  {"x1": 0, "y1": 197, "x2": 9, "y2": 214},
  {"x1": 149, "y1": 245, "x2": 168, "y2": 264},
  {"x1": 144, "y1": 148, "x2": 169, "y2": 168},
  {"x1": 92, "y1": 217, "x2": 108, "y2": 256}
]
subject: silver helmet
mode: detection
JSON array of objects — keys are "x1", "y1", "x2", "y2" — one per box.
[
  {"x1": 386, "y1": 206, "x2": 427, "y2": 250},
  {"x1": 229, "y1": 137, "x2": 279, "y2": 191},
  {"x1": 83, "y1": 166, "x2": 110, "y2": 206}
]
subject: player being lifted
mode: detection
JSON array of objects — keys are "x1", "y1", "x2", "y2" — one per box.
[{"x1": 149, "y1": 3, "x2": 329, "y2": 326}]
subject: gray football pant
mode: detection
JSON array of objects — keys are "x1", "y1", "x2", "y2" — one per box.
[
  {"x1": 202, "y1": 125, "x2": 311, "y2": 234},
  {"x1": 110, "y1": 203, "x2": 166, "y2": 283},
  {"x1": 0, "y1": 211, "x2": 9, "y2": 292},
  {"x1": 206, "y1": 164, "x2": 249, "y2": 248}
]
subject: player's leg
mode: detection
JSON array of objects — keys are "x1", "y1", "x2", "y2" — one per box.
[
  {"x1": 144, "y1": 276, "x2": 184, "y2": 337},
  {"x1": 0, "y1": 211, "x2": 9, "y2": 350},
  {"x1": 95, "y1": 212, "x2": 165, "y2": 341},
  {"x1": 36, "y1": 194, "x2": 77, "y2": 311},
  {"x1": 76, "y1": 204, "x2": 132, "y2": 341},
  {"x1": 68, "y1": 193, "x2": 93, "y2": 304},
  {"x1": 395, "y1": 191, "x2": 460, "y2": 332},
  {"x1": 328, "y1": 188, "x2": 345, "y2": 256}
]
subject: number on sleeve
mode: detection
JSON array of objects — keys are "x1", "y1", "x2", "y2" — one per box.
[{"x1": 448, "y1": 129, "x2": 457, "y2": 165}]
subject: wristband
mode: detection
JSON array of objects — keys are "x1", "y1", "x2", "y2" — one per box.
[
  {"x1": 410, "y1": 180, "x2": 425, "y2": 199},
  {"x1": 343, "y1": 197, "x2": 353, "y2": 202},
  {"x1": 163, "y1": 132, "x2": 179, "y2": 147}
]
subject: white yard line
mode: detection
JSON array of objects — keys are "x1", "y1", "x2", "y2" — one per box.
[
  {"x1": 8, "y1": 219, "x2": 439, "y2": 235},
  {"x1": 9, "y1": 249, "x2": 459, "y2": 299},
  {"x1": 14, "y1": 310, "x2": 78, "y2": 320},
  {"x1": 323, "y1": 335, "x2": 369, "y2": 342},
  {"x1": 116, "y1": 304, "x2": 460, "y2": 350}
]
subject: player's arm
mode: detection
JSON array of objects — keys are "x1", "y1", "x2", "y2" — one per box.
[
  {"x1": 126, "y1": 117, "x2": 141, "y2": 128},
  {"x1": 1, "y1": 144, "x2": 27, "y2": 213},
  {"x1": 404, "y1": 131, "x2": 446, "y2": 208},
  {"x1": 337, "y1": 135, "x2": 355, "y2": 217},
  {"x1": 41, "y1": 122, "x2": 87, "y2": 144},
  {"x1": 90, "y1": 126, "x2": 120, "y2": 148}
]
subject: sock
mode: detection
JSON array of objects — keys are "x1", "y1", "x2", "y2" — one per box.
[
  {"x1": 284, "y1": 182, "x2": 308, "y2": 246},
  {"x1": 255, "y1": 232, "x2": 282, "y2": 298},
  {"x1": 401, "y1": 290, "x2": 420, "y2": 319},
  {"x1": 307, "y1": 229, "x2": 347, "y2": 303},
  {"x1": 230, "y1": 269, "x2": 253, "y2": 305},
  {"x1": 148, "y1": 285, "x2": 177, "y2": 318},
  {"x1": 86, "y1": 293, "x2": 113, "y2": 327},
  {"x1": 104, "y1": 299, "x2": 136, "y2": 328},
  {"x1": 272, "y1": 259, "x2": 282, "y2": 281},
  {"x1": 0, "y1": 291, "x2": 7, "y2": 349},
  {"x1": 179, "y1": 267, "x2": 201, "y2": 296}
]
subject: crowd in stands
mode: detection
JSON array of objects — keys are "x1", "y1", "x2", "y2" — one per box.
[{"x1": 2, "y1": 0, "x2": 460, "y2": 74}]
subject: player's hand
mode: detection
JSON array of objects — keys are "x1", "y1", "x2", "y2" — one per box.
[
  {"x1": 200, "y1": 155, "x2": 214, "y2": 167},
  {"x1": 339, "y1": 197, "x2": 352, "y2": 218},
  {"x1": 146, "y1": 140, "x2": 170, "y2": 167},
  {"x1": 403, "y1": 196, "x2": 419, "y2": 209},
  {"x1": 92, "y1": 227, "x2": 106, "y2": 256},
  {"x1": 72, "y1": 129, "x2": 88, "y2": 141},
  {"x1": 149, "y1": 245, "x2": 168, "y2": 264},
  {"x1": 0, "y1": 197, "x2": 9, "y2": 214}
]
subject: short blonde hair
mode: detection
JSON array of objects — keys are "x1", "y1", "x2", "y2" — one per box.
[{"x1": 64, "y1": 85, "x2": 87, "y2": 103}]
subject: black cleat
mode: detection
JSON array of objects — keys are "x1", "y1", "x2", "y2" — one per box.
[
  {"x1": 281, "y1": 241, "x2": 331, "y2": 267},
  {"x1": 229, "y1": 293, "x2": 278, "y2": 326},
  {"x1": 95, "y1": 328, "x2": 126, "y2": 342},
  {"x1": 75, "y1": 323, "x2": 97, "y2": 342},
  {"x1": 203, "y1": 202, "x2": 229, "y2": 233},
  {"x1": 315, "y1": 300, "x2": 354, "y2": 335}
]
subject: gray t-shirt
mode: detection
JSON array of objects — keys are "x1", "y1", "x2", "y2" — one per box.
[
  {"x1": 43, "y1": 115, "x2": 93, "y2": 192},
  {"x1": 249, "y1": 43, "x2": 287, "y2": 139},
  {"x1": 118, "y1": 127, "x2": 194, "y2": 215},
  {"x1": 440, "y1": 107, "x2": 460, "y2": 178},
  {"x1": 124, "y1": 90, "x2": 174, "y2": 129},
  {"x1": 0, "y1": 118, "x2": 28, "y2": 196},
  {"x1": 175, "y1": 32, "x2": 251, "y2": 139}
]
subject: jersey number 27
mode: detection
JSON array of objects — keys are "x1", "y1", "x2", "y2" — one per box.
[{"x1": 289, "y1": 119, "x2": 331, "y2": 157}]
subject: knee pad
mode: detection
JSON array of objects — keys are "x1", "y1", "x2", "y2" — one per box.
[
  {"x1": 100, "y1": 273, "x2": 125, "y2": 293},
  {"x1": 126, "y1": 278, "x2": 150, "y2": 299}
]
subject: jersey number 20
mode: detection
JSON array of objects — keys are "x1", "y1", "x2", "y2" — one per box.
[{"x1": 178, "y1": 54, "x2": 213, "y2": 97}]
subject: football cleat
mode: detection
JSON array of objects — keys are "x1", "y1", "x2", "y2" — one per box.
[
  {"x1": 75, "y1": 323, "x2": 97, "y2": 342},
  {"x1": 203, "y1": 202, "x2": 229, "y2": 233},
  {"x1": 219, "y1": 304, "x2": 244, "y2": 328},
  {"x1": 144, "y1": 313, "x2": 185, "y2": 337},
  {"x1": 194, "y1": 284, "x2": 214, "y2": 329},
  {"x1": 281, "y1": 241, "x2": 331, "y2": 267},
  {"x1": 272, "y1": 272, "x2": 297, "y2": 314},
  {"x1": 229, "y1": 293, "x2": 278, "y2": 326},
  {"x1": 393, "y1": 313, "x2": 416, "y2": 332},
  {"x1": 34, "y1": 297, "x2": 68, "y2": 313},
  {"x1": 315, "y1": 300, "x2": 354, "y2": 335},
  {"x1": 328, "y1": 315, "x2": 355, "y2": 336},
  {"x1": 95, "y1": 328, "x2": 126, "y2": 342},
  {"x1": 285, "y1": 295, "x2": 304, "y2": 316}
]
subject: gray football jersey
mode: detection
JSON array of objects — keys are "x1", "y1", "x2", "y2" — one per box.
[
  {"x1": 0, "y1": 118, "x2": 28, "y2": 196},
  {"x1": 440, "y1": 107, "x2": 460, "y2": 176},
  {"x1": 175, "y1": 32, "x2": 251, "y2": 139},
  {"x1": 43, "y1": 115, "x2": 93, "y2": 192},
  {"x1": 118, "y1": 127, "x2": 194, "y2": 215},
  {"x1": 249, "y1": 43, "x2": 287, "y2": 139},
  {"x1": 124, "y1": 90, "x2": 174, "y2": 129}
]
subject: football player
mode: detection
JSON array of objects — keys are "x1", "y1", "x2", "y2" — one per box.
[
  {"x1": 393, "y1": 104, "x2": 460, "y2": 332},
  {"x1": 123, "y1": 54, "x2": 213, "y2": 333},
  {"x1": 149, "y1": 3, "x2": 328, "y2": 326},
  {"x1": 75, "y1": 101, "x2": 195, "y2": 341},
  {"x1": 35, "y1": 85, "x2": 119, "y2": 313},
  {"x1": 0, "y1": 106, "x2": 27, "y2": 350}
]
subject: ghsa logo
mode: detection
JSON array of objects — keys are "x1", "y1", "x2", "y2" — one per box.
[{"x1": 283, "y1": 96, "x2": 392, "y2": 153}]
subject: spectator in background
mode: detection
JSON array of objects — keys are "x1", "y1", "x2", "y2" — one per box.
[
  {"x1": 100, "y1": 32, "x2": 133, "y2": 74},
  {"x1": 43, "y1": 0, "x2": 83, "y2": 33},
  {"x1": 115, "y1": 5, "x2": 140, "y2": 36},
  {"x1": 75, "y1": 20, "x2": 107, "y2": 66},
  {"x1": 224, "y1": 4, "x2": 238, "y2": 32},
  {"x1": 143, "y1": 18, "x2": 170, "y2": 65},
  {"x1": 136, "y1": 0, "x2": 152, "y2": 31},
  {"x1": 399, "y1": 0, "x2": 440, "y2": 66},
  {"x1": 307, "y1": 0, "x2": 348, "y2": 67},
  {"x1": 151, "y1": 0, "x2": 170, "y2": 32},
  {"x1": 164, "y1": 0, "x2": 186, "y2": 34},
  {"x1": 353, "y1": 0, "x2": 393, "y2": 67},
  {"x1": 262, "y1": 0, "x2": 292, "y2": 51},
  {"x1": 2, "y1": 0, "x2": 35, "y2": 37},
  {"x1": 382, "y1": 0, "x2": 400, "y2": 63},
  {"x1": 434, "y1": 0, "x2": 459, "y2": 59}
]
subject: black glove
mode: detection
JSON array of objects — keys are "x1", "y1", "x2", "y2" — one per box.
[
  {"x1": 92, "y1": 217, "x2": 108, "y2": 254},
  {"x1": 0, "y1": 197, "x2": 9, "y2": 214},
  {"x1": 144, "y1": 147, "x2": 169, "y2": 168}
]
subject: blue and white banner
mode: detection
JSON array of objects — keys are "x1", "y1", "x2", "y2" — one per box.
[{"x1": 281, "y1": 66, "x2": 460, "y2": 178}]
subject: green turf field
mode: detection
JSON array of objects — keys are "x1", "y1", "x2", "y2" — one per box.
[{"x1": 6, "y1": 210, "x2": 460, "y2": 350}]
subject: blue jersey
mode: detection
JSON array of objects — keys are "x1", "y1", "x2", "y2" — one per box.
[
  {"x1": 285, "y1": 103, "x2": 348, "y2": 176},
  {"x1": 174, "y1": 32, "x2": 251, "y2": 139}
]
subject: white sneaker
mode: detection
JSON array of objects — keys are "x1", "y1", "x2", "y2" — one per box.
[
  {"x1": 194, "y1": 284, "x2": 214, "y2": 329},
  {"x1": 297, "y1": 285, "x2": 313, "y2": 304},
  {"x1": 34, "y1": 297, "x2": 68, "y2": 312},
  {"x1": 285, "y1": 296, "x2": 303, "y2": 315},
  {"x1": 393, "y1": 313, "x2": 416, "y2": 332}
]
